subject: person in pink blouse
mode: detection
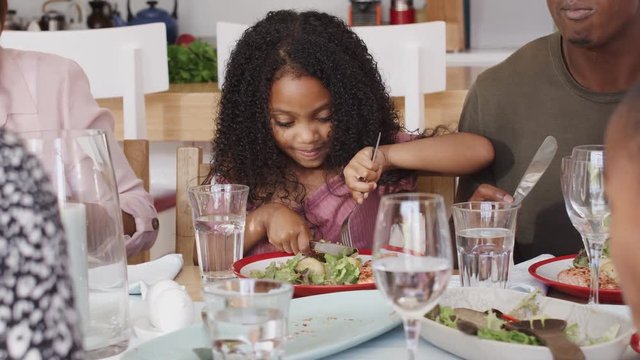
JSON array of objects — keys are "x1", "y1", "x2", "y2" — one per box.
[
  {"x1": 209, "y1": 10, "x2": 494, "y2": 256},
  {"x1": 0, "y1": 0, "x2": 158, "y2": 256}
]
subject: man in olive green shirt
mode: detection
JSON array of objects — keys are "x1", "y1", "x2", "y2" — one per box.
[{"x1": 456, "y1": 0, "x2": 640, "y2": 262}]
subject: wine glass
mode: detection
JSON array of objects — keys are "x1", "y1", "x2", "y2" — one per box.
[
  {"x1": 561, "y1": 154, "x2": 609, "y2": 304},
  {"x1": 372, "y1": 193, "x2": 453, "y2": 360}
]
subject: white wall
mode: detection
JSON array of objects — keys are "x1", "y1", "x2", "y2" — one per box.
[
  {"x1": 470, "y1": 0, "x2": 555, "y2": 49},
  {"x1": 10, "y1": 0, "x2": 553, "y2": 49},
  {"x1": 11, "y1": 0, "x2": 425, "y2": 39}
]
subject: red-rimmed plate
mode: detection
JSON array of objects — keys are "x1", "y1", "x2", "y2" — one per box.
[
  {"x1": 232, "y1": 250, "x2": 375, "y2": 297},
  {"x1": 528, "y1": 255, "x2": 623, "y2": 304}
]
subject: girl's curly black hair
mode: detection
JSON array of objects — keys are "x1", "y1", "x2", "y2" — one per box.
[{"x1": 211, "y1": 10, "x2": 412, "y2": 206}]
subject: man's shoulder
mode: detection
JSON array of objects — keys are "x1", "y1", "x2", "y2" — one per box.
[{"x1": 475, "y1": 33, "x2": 557, "y2": 89}]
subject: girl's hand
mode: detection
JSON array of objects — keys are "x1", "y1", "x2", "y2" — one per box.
[
  {"x1": 262, "y1": 203, "x2": 312, "y2": 254},
  {"x1": 343, "y1": 146, "x2": 383, "y2": 204}
]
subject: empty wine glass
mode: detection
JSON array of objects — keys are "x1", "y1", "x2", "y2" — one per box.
[
  {"x1": 561, "y1": 154, "x2": 609, "y2": 304},
  {"x1": 372, "y1": 193, "x2": 453, "y2": 360}
]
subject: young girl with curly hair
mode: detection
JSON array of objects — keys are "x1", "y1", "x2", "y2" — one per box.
[{"x1": 210, "y1": 10, "x2": 494, "y2": 255}]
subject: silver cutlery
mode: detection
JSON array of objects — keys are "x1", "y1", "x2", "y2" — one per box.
[
  {"x1": 513, "y1": 135, "x2": 558, "y2": 205},
  {"x1": 339, "y1": 132, "x2": 382, "y2": 247}
]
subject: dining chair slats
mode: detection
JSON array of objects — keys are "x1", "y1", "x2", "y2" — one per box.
[
  {"x1": 176, "y1": 146, "x2": 207, "y2": 266},
  {"x1": 123, "y1": 139, "x2": 151, "y2": 264}
]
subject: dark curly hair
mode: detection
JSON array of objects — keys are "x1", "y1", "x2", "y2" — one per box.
[{"x1": 211, "y1": 10, "x2": 412, "y2": 206}]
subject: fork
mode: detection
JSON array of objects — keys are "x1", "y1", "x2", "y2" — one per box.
[{"x1": 339, "y1": 132, "x2": 381, "y2": 248}]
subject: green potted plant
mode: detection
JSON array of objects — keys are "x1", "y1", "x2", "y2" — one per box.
[{"x1": 167, "y1": 39, "x2": 217, "y2": 84}]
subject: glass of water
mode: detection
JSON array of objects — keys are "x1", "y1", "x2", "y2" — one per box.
[
  {"x1": 189, "y1": 184, "x2": 249, "y2": 283},
  {"x1": 452, "y1": 201, "x2": 520, "y2": 288},
  {"x1": 188, "y1": 184, "x2": 249, "y2": 282},
  {"x1": 372, "y1": 193, "x2": 453, "y2": 360},
  {"x1": 203, "y1": 278, "x2": 293, "y2": 360}
]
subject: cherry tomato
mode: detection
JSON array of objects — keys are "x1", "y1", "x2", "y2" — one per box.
[{"x1": 631, "y1": 332, "x2": 640, "y2": 353}]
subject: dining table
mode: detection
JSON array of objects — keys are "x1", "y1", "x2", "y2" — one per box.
[{"x1": 109, "y1": 265, "x2": 637, "y2": 359}]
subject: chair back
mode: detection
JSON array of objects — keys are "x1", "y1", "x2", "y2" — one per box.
[
  {"x1": 123, "y1": 139, "x2": 151, "y2": 264},
  {"x1": 176, "y1": 146, "x2": 210, "y2": 265},
  {"x1": 0, "y1": 24, "x2": 169, "y2": 139},
  {"x1": 216, "y1": 21, "x2": 446, "y2": 132}
]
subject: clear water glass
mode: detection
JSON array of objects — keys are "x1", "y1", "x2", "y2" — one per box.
[
  {"x1": 372, "y1": 193, "x2": 453, "y2": 360},
  {"x1": 203, "y1": 278, "x2": 293, "y2": 360},
  {"x1": 188, "y1": 184, "x2": 249, "y2": 282},
  {"x1": 561, "y1": 154, "x2": 609, "y2": 304},
  {"x1": 451, "y1": 201, "x2": 520, "y2": 288},
  {"x1": 22, "y1": 129, "x2": 130, "y2": 358}
]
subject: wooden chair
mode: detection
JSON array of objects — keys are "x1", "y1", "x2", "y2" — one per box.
[
  {"x1": 175, "y1": 146, "x2": 211, "y2": 266},
  {"x1": 123, "y1": 139, "x2": 151, "y2": 264}
]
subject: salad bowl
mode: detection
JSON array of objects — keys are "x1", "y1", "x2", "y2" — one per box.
[
  {"x1": 420, "y1": 287, "x2": 632, "y2": 360},
  {"x1": 232, "y1": 250, "x2": 375, "y2": 297}
]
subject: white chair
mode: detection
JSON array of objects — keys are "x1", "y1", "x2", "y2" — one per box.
[
  {"x1": 0, "y1": 23, "x2": 169, "y2": 139},
  {"x1": 216, "y1": 21, "x2": 446, "y2": 132}
]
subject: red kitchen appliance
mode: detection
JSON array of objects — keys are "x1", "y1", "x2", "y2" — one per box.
[
  {"x1": 348, "y1": 0, "x2": 381, "y2": 26},
  {"x1": 390, "y1": 0, "x2": 415, "y2": 25}
]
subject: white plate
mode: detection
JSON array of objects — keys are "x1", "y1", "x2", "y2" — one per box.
[
  {"x1": 420, "y1": 287, "x2": 633, "y2": 360},
  {"x1": 122, "y1": 290, "x2": 400, "y2": 360},
  {"x1": 529, "y1": 255, "x2": 623, "y2": 303}
]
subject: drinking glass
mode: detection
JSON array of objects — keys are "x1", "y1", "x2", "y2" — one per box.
[
  {"x1": 451, "y1": 201, "x2": 520, "y2": 288},
  {"x1": 572, "y1": 144, "x2": 605, "y2": 161},
  {"x1": 561, "y1": 154, "x2": 609, "y2": 304},
  {"x1": 372, "y1": 193, "x2": 453, "y2": 360},
  {"x1": 202, "y1": 278, "x2": 293, "y2": 360},
  {"x1": 188, "y1": 184, "x2": 249, "y2": 282},
  {"x1": 21, "y1": 129, "x2": 130, "y2": 358}
]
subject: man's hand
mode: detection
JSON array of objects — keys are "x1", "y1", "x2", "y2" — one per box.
[{"x1": 469, "y1": 184, "x2": 514, "y2": 202}]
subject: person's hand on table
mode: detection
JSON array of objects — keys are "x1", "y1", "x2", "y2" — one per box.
[{"x1": 469, "y1": 184, "x2": 514, "y2": 203}]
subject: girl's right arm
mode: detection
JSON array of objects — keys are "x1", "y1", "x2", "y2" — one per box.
[{"x1": 244, "y1": 203, "x2": 312, "y2": 254}]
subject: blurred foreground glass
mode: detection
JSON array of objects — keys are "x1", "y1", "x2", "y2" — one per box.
[
  {"x1": 452, "y1": 201, "x2": 520, "y2": 288},
  {"x1": 22, "y1": 129, "x2": 130, "y2": 359},
  {"x1": 203, "y1": 278, "x2": 293, "y2": 360},
  {"x1": 561, "y1": 154, "x2": 609, "y2": 304},
  {"x1": 372, "y1": 193, "x2": 453, "y2": 360},
  {"x1": 188, "y1": 184, "x2": 249, "y2": 282},
  {"x1": 572, "y1": 144, "x2": 605, "y2": 161}
]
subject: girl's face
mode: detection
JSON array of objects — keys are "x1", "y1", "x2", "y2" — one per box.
[{"x1": 269, "y1": 73, "x2": 333, "y2": 170}]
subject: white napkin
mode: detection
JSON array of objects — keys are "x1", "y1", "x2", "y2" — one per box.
[
  {"x1": 128, "y1": 254, "x2": 184, "y2": 294},
  {"x1": 448, "y1": 254, "x2": 553, "y2": 294},
  {"x1": 509, "y1": 254, "x2": 554, "y2": 293}
]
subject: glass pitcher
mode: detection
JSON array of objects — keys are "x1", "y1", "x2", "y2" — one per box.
[{"x1": 21, "y1": 129, "x2": 130, "y2": 359}]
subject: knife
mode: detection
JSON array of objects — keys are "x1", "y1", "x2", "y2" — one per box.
[
  {"x1": 512, "y1": 136, "x2": 558, "y2": 205},
  {"x1": 310, "y1": 241, "x2": 357, "y2": 256}
]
